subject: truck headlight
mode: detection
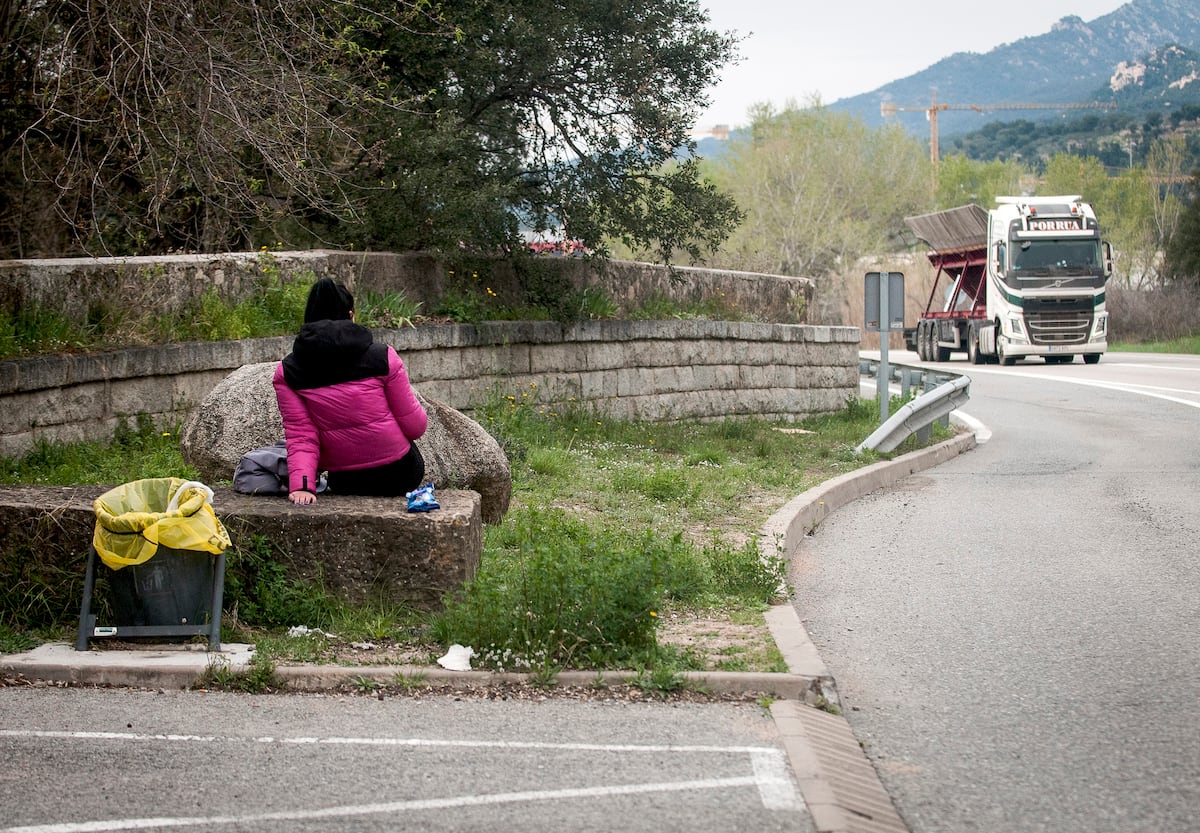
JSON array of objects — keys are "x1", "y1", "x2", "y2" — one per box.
[
  {"x1": 1093, "y1": 312, "x2": 1108, "y2": 340},
  {"x1": 1007, "y1": 315, "x2": 1027, "y2": 343}
]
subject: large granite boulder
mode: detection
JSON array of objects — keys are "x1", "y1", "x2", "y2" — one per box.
[{"x1": 180, "y1": 362, "x2": 511, "y2": 523}]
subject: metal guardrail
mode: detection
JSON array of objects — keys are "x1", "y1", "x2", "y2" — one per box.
[{"x1": 856, "y1": 358, "x2": 971, "y2": 453}]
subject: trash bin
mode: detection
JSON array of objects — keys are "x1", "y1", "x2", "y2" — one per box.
[
  {"x1": 106, "y1": 545, "x2": 219, "y2": 628},
  {"x1": 77, "y1": 478, "x2": 231, "y2": 649}
]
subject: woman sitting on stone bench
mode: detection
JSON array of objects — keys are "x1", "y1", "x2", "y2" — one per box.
[{"x1": 273, "y1": 279, "x2": 428, "y2": 505}]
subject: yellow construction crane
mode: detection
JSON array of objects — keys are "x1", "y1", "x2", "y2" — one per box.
[{"x1": 881, "y1": 93, "x2": 1117, "y2": 185}]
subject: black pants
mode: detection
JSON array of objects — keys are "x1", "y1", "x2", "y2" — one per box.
[{"x1": 325, "y1": 444, "x2": 425, "y2": 497}]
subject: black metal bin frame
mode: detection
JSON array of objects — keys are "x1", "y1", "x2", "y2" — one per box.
[{"x1": 75, "y1": 544, "x2": 226, "y2": 651}]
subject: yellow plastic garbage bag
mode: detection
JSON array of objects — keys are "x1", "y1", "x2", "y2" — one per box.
[{"x1": 93, "y1": 478, "x2": 231, "y2": 570}]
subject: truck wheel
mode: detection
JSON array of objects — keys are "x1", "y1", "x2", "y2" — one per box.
[
  {"x1": 1083, "y1": 353, "x2": 1101, "y2": 365},
  {"x1": 916, "y1": 322, "x2": 928, "y2": 361},
  {"x1": 996, "y1": 321, "x2": 1015, "y2": 366},
  {"x1": 967, "y1": 329, "x2": 983, "y2": 364}
]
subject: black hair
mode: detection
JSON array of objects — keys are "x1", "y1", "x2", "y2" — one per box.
[{"x1": 303, "y1": 278, "x2": 355, "y2": 323}]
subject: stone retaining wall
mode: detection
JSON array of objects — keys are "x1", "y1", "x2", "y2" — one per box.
[
  {"x1": 0, "y1": 320, "x2": 859, "y2": 459},
  {"x1": 0, "y1": 251, "x2": 813, "y2": 326}
]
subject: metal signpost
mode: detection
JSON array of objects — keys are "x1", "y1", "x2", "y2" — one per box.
[{"x1": 864, "y1": 271, "x2": 904, "y2": 423}]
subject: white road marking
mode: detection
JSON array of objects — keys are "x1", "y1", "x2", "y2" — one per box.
[
  {"x1": 0, "y1": 729, "x2": 803, "y2": 830},
  {"x1": 959, "y1": 367, "x2": 1200, "y2": 410},
  {"x1": 2, "y1": 778, "x2": 765, "y2": 833},
  {"x1": 751, "y1": 748, "x2": 805, "y2": 811},
  {"x1": 1, "y1": 728, "x2": 786, "y2": 756}
]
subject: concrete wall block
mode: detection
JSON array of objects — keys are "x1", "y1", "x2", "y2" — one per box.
[
  {"x1": 9, "y1": 355, "x2": 70, "y2": 393},
  {"x1": 793, "y1": 366, "x2": 820, "y2": 389},
  {"x1": 37, "y1": 383, "x2": 108, "y2": 427},
  {"x1": 0, "y1": 485, "x2": 483, "y2": 612},
  {"x1": 170, "y1": 371, "x2": 234, "y2": 416},
  {"x1": 615, "y1": 367, "x2": 643, "y2": 398},
  {"x1": 529, "y1": 343, "x2": 580, "y2": 375},
  {"x1": 692, "y1": 364, "x2": 740, "y2": 391},
  {"x1": 0, "y1": 391, "x2": 48, "y2": 433},
  {"x1": 679, "y1": 338, "x2": 742, "y2": 367},
  {"x1": 404, "y1": 348, "x2": 467, "y2": 384},
  {"x1": 450, "y1": 344, "x2": 529, "y2": 378},
  {"x1": 578, "y1": 369, "x2": 617, "y2": 400},
  {"x1": 774, "y1": 364, "x2": 801, "y2": 389},
  {"x1": 110, "y1": 377, "x2": 169, "y2": 417},
  {"x1": 737, "y1": 364, "x2": 777, "y2": 391},
  {"x1": 804, "y1": 365, "x2": 849, "y2": 389},
  {"x1": 510, "y1": 372, "x2": 581, "y2": 406},
  {"x1": 618, "y1": 365, "x2": 682, "y2": 397},
  {"x1": 620, "y1": 339, "x2": 677, "y2": 369},
  {"x1": 582, "y1": 341, "x2": 629, "y2": 371},
  {"x1": 773, "y1": 340, "x2": 822, "y2": 367},
  {"x1": 412, "y1": 379, "x2": 457, "y2": 407},
  {"x1": 624, "y1": 393, "x2": 670, "y2": 421},
  {"x1": 427, "y1": 377, "x2": 496, "y2": 411}
]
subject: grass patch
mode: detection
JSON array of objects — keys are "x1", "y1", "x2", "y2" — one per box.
[
  {"x1": 0, "y1": 415, "x2": 198, "y2": 487},
  {"x1": 0, "y1": 388, "x2": 936, "y2": 674},
  {"x1": 1110, "y1": 336, "x2": 1200, "y2": 353},
  {"x1": 0, "y1": 250, "x2": 425, "y2": 360}
]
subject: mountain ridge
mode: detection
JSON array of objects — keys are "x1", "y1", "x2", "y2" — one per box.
[{"x1": 824, "y1": 0, "x2": 1200, "y2": 138}]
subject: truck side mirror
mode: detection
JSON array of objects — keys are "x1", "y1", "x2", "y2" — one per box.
[
  {"x1": 993, "y1": 242, "x2": 1006, "y2": 275},
  {"x1": 1103, "y1": 242, "x2": 1113, "y2": 279}
]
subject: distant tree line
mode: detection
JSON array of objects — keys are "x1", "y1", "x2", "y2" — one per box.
[
  {"x1": 945, "y1": 107, "x2": 1200, "y2": 176},
  {"x1": 0, "y1": 0, "x2": 741, "y2": 262},
  {"x1": 672, "y1": 103, "x2": 1200, "y2": 325}
]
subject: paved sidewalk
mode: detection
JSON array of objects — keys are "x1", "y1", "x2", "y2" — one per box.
[{"x1": 1, "y1": 432, "x2": 974, "y2": 833}]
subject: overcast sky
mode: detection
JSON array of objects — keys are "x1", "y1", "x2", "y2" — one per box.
[{"x1": 697, "y1": 0, "x2": 1132, "y2": 129}]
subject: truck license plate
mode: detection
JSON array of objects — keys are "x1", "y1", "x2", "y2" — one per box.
[{"x1": 1047, "y1": 345, "x2": 1067, "y2": 352}]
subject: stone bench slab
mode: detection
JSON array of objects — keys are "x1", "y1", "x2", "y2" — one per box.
[{"x1": 0, "y1": 485, "x2": 481, "y2": 612}]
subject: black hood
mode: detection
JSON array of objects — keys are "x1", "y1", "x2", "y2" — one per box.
[{"x1": 282, "y1": 319, "x2": 389, "y2": 390}]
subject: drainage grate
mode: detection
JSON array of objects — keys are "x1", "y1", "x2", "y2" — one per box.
[{"x1": 772, "y1": 701, "x2": 910, "y2": 833}]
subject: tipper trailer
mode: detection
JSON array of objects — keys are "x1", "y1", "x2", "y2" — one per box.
[{"x1": 903, "y1": 196, "x2": 1113, "y2": 365}]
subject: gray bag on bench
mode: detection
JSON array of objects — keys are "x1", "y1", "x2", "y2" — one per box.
[
  {"x1": 233, "y1": 441, "x2": 329, "y2": 496},
  {"x1": 233, "y1": 441, "x2": 290, "y2": 495}
]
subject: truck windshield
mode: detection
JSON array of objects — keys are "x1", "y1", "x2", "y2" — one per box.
[{"x1": 1010, "y1": 238, "x2": 1102, "y2": 279}]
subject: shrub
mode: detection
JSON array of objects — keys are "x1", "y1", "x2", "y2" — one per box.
[
  {"x1": 1107, "y1": 283, "x2": 1200, "y2": 344},
  {"x1": 431, "y1": 509, "x2": 673, "y2": 670}
]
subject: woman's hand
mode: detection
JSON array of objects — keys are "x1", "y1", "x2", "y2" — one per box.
[{"x1": 289, "y1": 490, "x2": 316, "y2": 505}]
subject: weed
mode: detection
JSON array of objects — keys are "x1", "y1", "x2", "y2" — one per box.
[
  {"x1": 631, "y1": 663, "x2": 687, "y2": 696},
  {"x1": 627, "y1": 293, "x2": 756, "y2": 323},
  {"x1": 568, "y1": 287, "x2": 619, "y2": 320},
  {"x1": 813, "y1": 695, "x2": 842, "y2": 715},
  {"x1": 0, "y1": 624, "x2": 40, "y2": 653},
  {"x1": 529, "y1": 663, "x2": 561, "y2": 689},
  {"x1": 351, "y1": 675, "x2": 382, "y2": 693},
  {"x1": 201, "y1": 651, "x2": 279, "y2": 693},
  {"x1": 356, "y1": 291, "x2": 422, "y2": 329},
  {"x1": 222, "y1": 535, "x2": 342, "y2": 629},
  {"x1": 392, "y1": 671, "x2": 429, "y2": 690}
]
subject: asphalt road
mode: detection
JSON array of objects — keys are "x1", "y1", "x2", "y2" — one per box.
[
  {"x1": 797, "y1": 350, "x2": 1200, "y2": 833},
  {"x1": 0, "y1": 687, "x2": 813, "y2": 833}
]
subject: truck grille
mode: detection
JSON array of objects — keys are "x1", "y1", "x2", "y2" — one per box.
[{"x1": 1025, "y1": 309, "x2": 1093, "y2": 345}]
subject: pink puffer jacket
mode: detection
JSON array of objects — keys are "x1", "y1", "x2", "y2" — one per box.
[{"x1": 273, "y1": 346, "x2": 427, "y2": 494}]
